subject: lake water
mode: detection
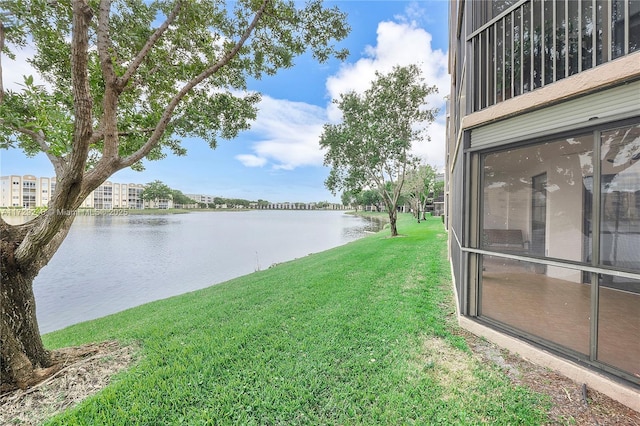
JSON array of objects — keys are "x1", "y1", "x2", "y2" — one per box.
[{"x1": 18, "y1": 210, "x2": 382, "y2": 333}]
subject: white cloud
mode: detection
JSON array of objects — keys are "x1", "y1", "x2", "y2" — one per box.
[
  {"x1": 236, "y1": 96, "x2": 328, "y2": 169},
  {"x1": 235, "y1": 5, "x2": 451, "y2": 172},
  {"x1": 408, "y1": 116, "x2": 447, "y2": 171},
  {"x1": 325, "y1": 16, "x2": 449, "y2": 169},
  {"x1": 326, "y1": 20, "x2": 449, "y2": 105},
  {"x1": 235, "y1": 154, "x2": 268, "y2": 167},
  {"x1": 4, "y1": 45, "x2": 47, "y2": 91}
]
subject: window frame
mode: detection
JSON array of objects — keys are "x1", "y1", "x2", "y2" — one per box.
[{"x1": 467, "y1": 117, "x2": 640, "y2": 384}]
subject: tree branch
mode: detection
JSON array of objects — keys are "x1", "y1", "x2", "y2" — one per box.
[
  {"x1": 36, "y1": 131, "x2": 66, "y2": 176},
  {"x1": 121, "y1": 0, "x2": 271, "y2": 168},
  {"x1": 65, "y1": 0, "x2": 94, "y2": 183},
  {"x1": 94, "y1": 1, "x2": 181, "y2": 166},
  {"x1": 116, "y1": 127, "x2": 156, "y2": 137},
  {"x1": 117, "y1": 1, "x2": 182, "y2": 90},
  {"x1": 0, "y1": 120, "x2": 66, "y2": 175},
  {"x1": 15, "y1": 1, "x2": 95, "y2": 266},
  {"x1": 96, "y1": 0, "x2": 120, "y2": 160},
  {"x1": 96, "y1": 0, "x2": 116, "y2": 87}
]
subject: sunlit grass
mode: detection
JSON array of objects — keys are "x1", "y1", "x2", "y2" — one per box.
[{"x1": 42, "y1": 213, "x2": 549, "y2": 425}]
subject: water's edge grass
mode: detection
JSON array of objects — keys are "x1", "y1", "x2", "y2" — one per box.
[{"x1": 42, "y1": 213, "x2": 549, "y2": 425}]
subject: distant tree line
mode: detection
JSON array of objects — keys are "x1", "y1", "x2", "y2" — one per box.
[
  {"x1": 198, "y1": 197, "x2": 256, "y2": 209},
  {"x1": 142, "y1": 181, "x2": 337, "y2": 210},
  {"x1": 197, "y1": 199, "x2": 334, "y2": 209}
]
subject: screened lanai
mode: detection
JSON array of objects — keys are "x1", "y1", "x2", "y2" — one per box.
[{"x1": 478, "y1": 122, "x2": 640, "y2": 383}]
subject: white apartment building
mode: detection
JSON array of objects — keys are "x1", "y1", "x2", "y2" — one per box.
[
  {"x1": 185, "y1": 194, "x2": 215, "y2": 205},
  {"x1": 1, "y1": 175, "x2": 151, "y2": 209},
  {"x1": 0, "y1": 175, "x2": 56, "y2": 208}
]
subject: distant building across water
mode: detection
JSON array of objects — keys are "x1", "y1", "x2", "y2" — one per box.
[
  {"x1": 1, "y1": 175, "x2": 346, "y2": 210},
  {"x1": 1, "y1": 175, "x2": 151, "y2": 209}
]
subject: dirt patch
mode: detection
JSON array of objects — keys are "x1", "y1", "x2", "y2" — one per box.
[
  {"x1": 0, "y1": 341, "x2": 136, "y2": 425},
  {"x1": 416, "y1": 336, "x2": 478, "y2": 399},
  {"x1": 462, "y1": 331, "x2": 640, "y2": 425}
]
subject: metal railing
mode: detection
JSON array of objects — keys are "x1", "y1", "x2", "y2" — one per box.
[{"x1": 468, "y1": 0, "x2": 638, "y2": 112}]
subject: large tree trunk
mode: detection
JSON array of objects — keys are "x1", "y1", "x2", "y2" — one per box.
[
  {"x1": 0, "y1": 267, "x2": 50, "y2": 390},
  {"x1": 388, "y1": 209, "x2": 398, "y2": 237},
  {"x1": 1, "y1": 214, "x2": 76, "y2": 390},
  {"x1": 1, "y1": 177, "x2": 110, "y2": 391}
]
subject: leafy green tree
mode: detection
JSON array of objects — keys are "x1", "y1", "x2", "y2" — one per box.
[
  {"x1": 141, "y1": 180, "x2": 173, "y2": 207},
  {"x1": 320, "y1": 65, "x2": 438, "y2": 236},
  {"x1": 0, "y1": 0, "x2": 348, "y2": 389},
  {"x1": 228, "y1": 198, "x2": 250, "y2": 208},
  {"x1": 403, "y1": 163, "x2": 437, "y2": 222},
  {"x1": 352, "y1": 191, "x2": 365, "y2": 211},
  {"x1": 171, "y1": 189, "x2": 195, "y2": 207},
  {"x1": 361, "y1": 189, "x2": 382, "y2": 212},
  {"x1": 341, "y1": 190, "x2": 356, "y2": 211},
  {"x1": 432, "y1": 179, "x2": 444, "y2": 201}
]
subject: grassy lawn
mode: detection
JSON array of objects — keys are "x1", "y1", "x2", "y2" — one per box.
[{"x1": 42, "y1": 213, "x2": 549, "y2": 425}]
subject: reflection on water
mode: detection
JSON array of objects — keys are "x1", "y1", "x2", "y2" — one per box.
[
  {"x1": 9, "y1": 210, "x2": 382, "y2": 333},
  {"x1": 123, "y1": 217, "x2": 169, "y2": 226},
  {"x1": 342, "y1": 215, "x2": 387, "y2": 239}
]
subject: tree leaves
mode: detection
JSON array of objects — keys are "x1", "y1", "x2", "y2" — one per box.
[
  {"x1": 140, "y1": 179, "x2": 173, "y2": 202},
  {"x1": 1, "y1": 0, "x2": 349, "y2": 173},
  {"x1": 320, "y1": 64, "x2": 438, "y2": 196},
  {"x1": 320, "y1": 64, "x2": 438, "y2": 235}
]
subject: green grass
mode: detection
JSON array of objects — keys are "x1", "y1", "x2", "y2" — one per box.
[{"x1": 42, "y1": 213, "x2": 549, "y2": 425}]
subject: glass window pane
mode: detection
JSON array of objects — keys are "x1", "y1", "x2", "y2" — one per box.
[
  {"x1": 482, "y1": 135, "x2": 594, "y2": 263},
  {"x1": 505, "y1": 14, "x2": 513, "y2": 100},
  {"x1": 596, "y1": 0, "x2": 609, "y2": 65},
  {"x1": 582, "y1": 0, "x2": 594, "y2": 71},
  {"x1": 631, "y1": 0, "x2": 640, "y2": 53},
  {"x1": 472, "y1": 0, "x2": 522, "y2": 32},
  {"x1": 481, "y1": 32, "x2": 488, "y2": 109},
  {"x1": 473, "y1": 36, "x2": 481, "y2": 111},
  {"x1": 543, "y1": 0, "x2": 554, "y2": 85},
  {"x1": 522, "y1": 1, "x2": 532, "y2": 92},
  {"x1": 598, "y1": 274, "x2": 640, "y2": 381},
  {"x1": 555, "y1": 0, "x2": 566, "y2": 80},
  {"x1": 513, "y1": 11, "x2": 521, "y2": 96},
  {"x1": 600, "y1": 124, "x2": 640, "y2": 272},
  {"x1": 568, "y1": 0, "x2": 580, "y2": 74},
  {"x1": 472, "y1": 1, "x2": 486, "y2": 32},
  {"x1": 496, "y1": 20, "x2": 504, "y2": 102},
  {"x1": 488, "y1": 25, "x2": 496, "y2": 106},
  {"x1": 612, "y1": 0, "x2": 625, "y2": 59},
  {"x1": 532, "y1": 0, "x2": 542, "y2": 88},
  {"x1": 481, "y1": 255, "x2": 590, "y2": 355}
]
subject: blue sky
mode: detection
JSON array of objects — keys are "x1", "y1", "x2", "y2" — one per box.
[{"x1": 1, "y1": 1, "x2": 450, "y2": 203}]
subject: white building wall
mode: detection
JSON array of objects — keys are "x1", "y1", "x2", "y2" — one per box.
[
  {"x1": 0, "y1": 176, "x2": 148, "y2": 209},
  {"x1": 38, "y1": 177, "x2": 51, "y2": 207},
  {"x1": 0, "y1": 176, "x2": 20, "y2": 207}
]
